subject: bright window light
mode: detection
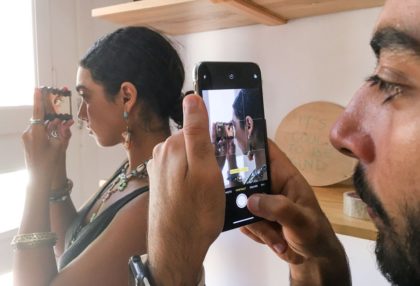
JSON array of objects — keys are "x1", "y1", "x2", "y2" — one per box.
[
  {"x1": 0, "y1": 1, "x2": 35, "y2": 107},
  {"x1": 0, "y1": 272, "x2": 12, "y2": 286},
  {"x1": 0, "y1": 170, "x2": 28, "y2": 233}
]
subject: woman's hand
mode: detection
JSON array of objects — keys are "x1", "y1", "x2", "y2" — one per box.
[
  {"x1": 22, "y1": 88, "x2": 73, "y2": 182},
  {"x1": 225, "y1": 138, "x2": 237, "y2": 166},
  {"x1": 211, "y1": 123, "x2": 227, "y2": 169}
]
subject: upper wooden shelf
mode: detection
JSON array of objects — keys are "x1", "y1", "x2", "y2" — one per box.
[
  {"x1": 313, "y1": 185, "x2": 377, "y2": 240},
  {"x1": 92, "y1": 0, "x2": 384, "y2": 35}
]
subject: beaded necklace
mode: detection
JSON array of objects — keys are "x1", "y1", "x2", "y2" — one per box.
[{"x1": 89, "y1": 161, "x2": 148, "y2": 222}]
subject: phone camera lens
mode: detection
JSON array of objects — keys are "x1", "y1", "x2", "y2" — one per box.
[
  {"x1": 253, "y1": 74, "x2": 258, "y2": 79},
  {"x1": 229, "y1": 73, "x2": 234, "y2": 80}
]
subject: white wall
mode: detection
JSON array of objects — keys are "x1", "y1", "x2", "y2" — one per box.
[
  {"x1": 45, "y1": 2, "x2": 389, "y2": 285},
  {"x1": 174, "y1": 9, "x2": 379, "y2": 138}
]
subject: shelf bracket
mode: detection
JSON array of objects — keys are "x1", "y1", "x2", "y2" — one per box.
[{"x1": 212, "y1": 0, "x2": 287, "y2": 25}]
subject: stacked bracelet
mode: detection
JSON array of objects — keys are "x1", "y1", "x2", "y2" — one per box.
[
  {"x1": 49, "y1": 179, "x2": 73, "y2": 202},
  {"x1": 227, "y1": 173, "x2": 242, "y2": 184},
  {"x1": 11, "y1": 232, "x2": 58, "y2": 250}
]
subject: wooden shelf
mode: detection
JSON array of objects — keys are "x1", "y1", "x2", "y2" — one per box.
[
  {"x1": 313, "y1": 185, "x2": 377, "y2": 240},
  {"x1": 92, "y1": 0, "x2": 384, "y2": 35}
]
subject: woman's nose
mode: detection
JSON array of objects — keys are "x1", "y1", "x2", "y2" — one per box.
[{"x1": 77, "y1": 101, "x2": 87, "y2": 121}]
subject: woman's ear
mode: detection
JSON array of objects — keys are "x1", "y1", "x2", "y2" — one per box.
[
  {"x1": 245, "y1": 115, "x2": 254, "y2": 139},
  {"x1": 120, "y1": 82, "x2": 138, "y2": 113}
]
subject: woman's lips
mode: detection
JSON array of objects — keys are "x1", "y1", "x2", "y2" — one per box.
[{"x1": 86, "y1": 126, "x2": 93, "y2": 135}]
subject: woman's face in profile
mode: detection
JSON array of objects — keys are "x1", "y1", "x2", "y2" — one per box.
[
  {"x1": 76, "y1": 67, "x2": 125, "y2": 147},
  {"x1": 232, "y1": 112, "x2": 247, "y2": 154}
]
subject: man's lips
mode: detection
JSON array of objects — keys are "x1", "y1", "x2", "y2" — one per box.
[
  {"x1": 366, "y1": 205, "x2": 385, "y2": 229},
  {"x1": 367, "y1": 206, "x2": 378, "y2": 219}
]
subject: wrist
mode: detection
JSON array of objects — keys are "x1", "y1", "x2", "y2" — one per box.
[
  {"x1": 290, "y1": 243, "x2": 351, "y2": 286},
  {"x1": 51, "y1": 154, "x2": 67, "y2": 189},
  {"x1": 148, "y1": 225, "x2": 208, "y2": 286},
  {"x1": 27, "y1": 178, "x2": 52, "y2": 195},
  {"x1": 49, "y1": 179, "x2": 73, "y2": 202},
  {"x1": 226, "y1": 157, "x2": 237, "y2": 167}
]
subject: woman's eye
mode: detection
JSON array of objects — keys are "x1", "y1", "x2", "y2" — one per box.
[{"x1": 366, "y1": 74, "x2": 404, "y2": 103}]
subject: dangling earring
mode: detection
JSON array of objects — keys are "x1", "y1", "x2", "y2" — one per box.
[
  {"x1": 122, "y1": 111, "x2": 132, "y2": 150},
  {"x1": 247, "y1": 135, "x2": 255, "y2": 160}
]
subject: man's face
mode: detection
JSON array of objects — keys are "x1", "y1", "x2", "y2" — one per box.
[{"x1": 330, "y1": 0, "x2": 420, "y2": 284}]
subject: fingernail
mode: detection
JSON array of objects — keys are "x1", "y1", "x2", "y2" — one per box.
[
  {"x1": 183, "y1": 95, "x2": 198, "y2": 113},
  {"x1": 273, "y1": 243, "x2": 287, "y2": 254},
  {"x1": 247, "y1": 195, "x2": 261, "y2": 212}
]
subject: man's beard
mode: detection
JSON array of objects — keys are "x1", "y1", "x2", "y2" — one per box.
[{"x1": 353, "y1": 164, "x2": 420, "y2": 286}]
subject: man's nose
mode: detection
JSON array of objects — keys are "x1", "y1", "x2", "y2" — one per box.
[{"x1": 329, "y1": 102, "x2": 375, "y2": 164}]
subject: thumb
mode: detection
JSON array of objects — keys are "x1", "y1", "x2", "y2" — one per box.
[{"x1": 182, "y1": 94, "x2": 213, "y2": 165}]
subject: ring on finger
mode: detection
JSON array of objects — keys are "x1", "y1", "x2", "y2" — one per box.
[
  {"x1": 29, "y1": 118, "x2": 44, "y2": 125},
  {"x1": 50, "y1": 129, "x2": 59, "y2": 138}
]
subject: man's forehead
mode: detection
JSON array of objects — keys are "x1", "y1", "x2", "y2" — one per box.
[{"x1": 375, "y1": 0, "x2": 420, "y2": 43}]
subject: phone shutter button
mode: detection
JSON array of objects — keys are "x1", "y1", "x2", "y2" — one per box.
[{"x1": 236, "y1": 193, "x2": 248, "y2": 208}]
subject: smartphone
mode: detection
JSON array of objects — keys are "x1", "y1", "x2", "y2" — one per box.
[{"x1": 193, "y1": 61, "x2": 271, "y2": 231}]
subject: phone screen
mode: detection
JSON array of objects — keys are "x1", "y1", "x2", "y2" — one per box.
[{"x1": 195, "y1": 62, "x2": 271, "y2": 231}]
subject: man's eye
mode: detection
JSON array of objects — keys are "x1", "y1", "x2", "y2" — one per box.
[{"x1": 366, "y1": 74, "x2": 404, "y2": 103}]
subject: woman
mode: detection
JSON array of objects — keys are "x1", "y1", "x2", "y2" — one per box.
[
  {"x1": 214, "y1": 88, "x2": 268, "y2": 186},
  {"x1": 13, "y1": 27, "x2": 184, "y2": 285}
]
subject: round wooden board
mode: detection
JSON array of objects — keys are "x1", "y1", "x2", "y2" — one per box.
[{"x1": 274, "y1": 101, "x2": 357, "y2": 187}]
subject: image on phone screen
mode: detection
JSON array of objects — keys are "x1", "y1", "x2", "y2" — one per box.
[{"x1": 202, "y1": 87, "x2": 270, "y2": 230}]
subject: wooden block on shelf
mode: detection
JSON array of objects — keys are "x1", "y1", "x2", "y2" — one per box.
[{"x1": 313, "y1": 185, "x2": 377, "y2": 240}]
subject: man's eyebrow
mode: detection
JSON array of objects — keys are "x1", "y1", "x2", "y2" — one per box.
[{"x1": 370, "y1": 27, "x2": 420, "y2": 58}]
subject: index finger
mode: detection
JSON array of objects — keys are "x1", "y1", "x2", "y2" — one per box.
[
  {"x1": 32, "y1": 88, "x2": 44, "y2": 120},
  {"x1": 267, "y1": 140, "x2": 315, "y2": 202},
  {"x1": 182, "y1": 94, "x2": 214, "y2": 166}
]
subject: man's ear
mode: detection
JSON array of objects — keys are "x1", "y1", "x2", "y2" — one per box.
[
  {"x1": 120, "y1": 82, "x2": 138, "y2": 112},
  {"x1": 245, "y1": 115, "x2": 254, "y2": 138}
]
